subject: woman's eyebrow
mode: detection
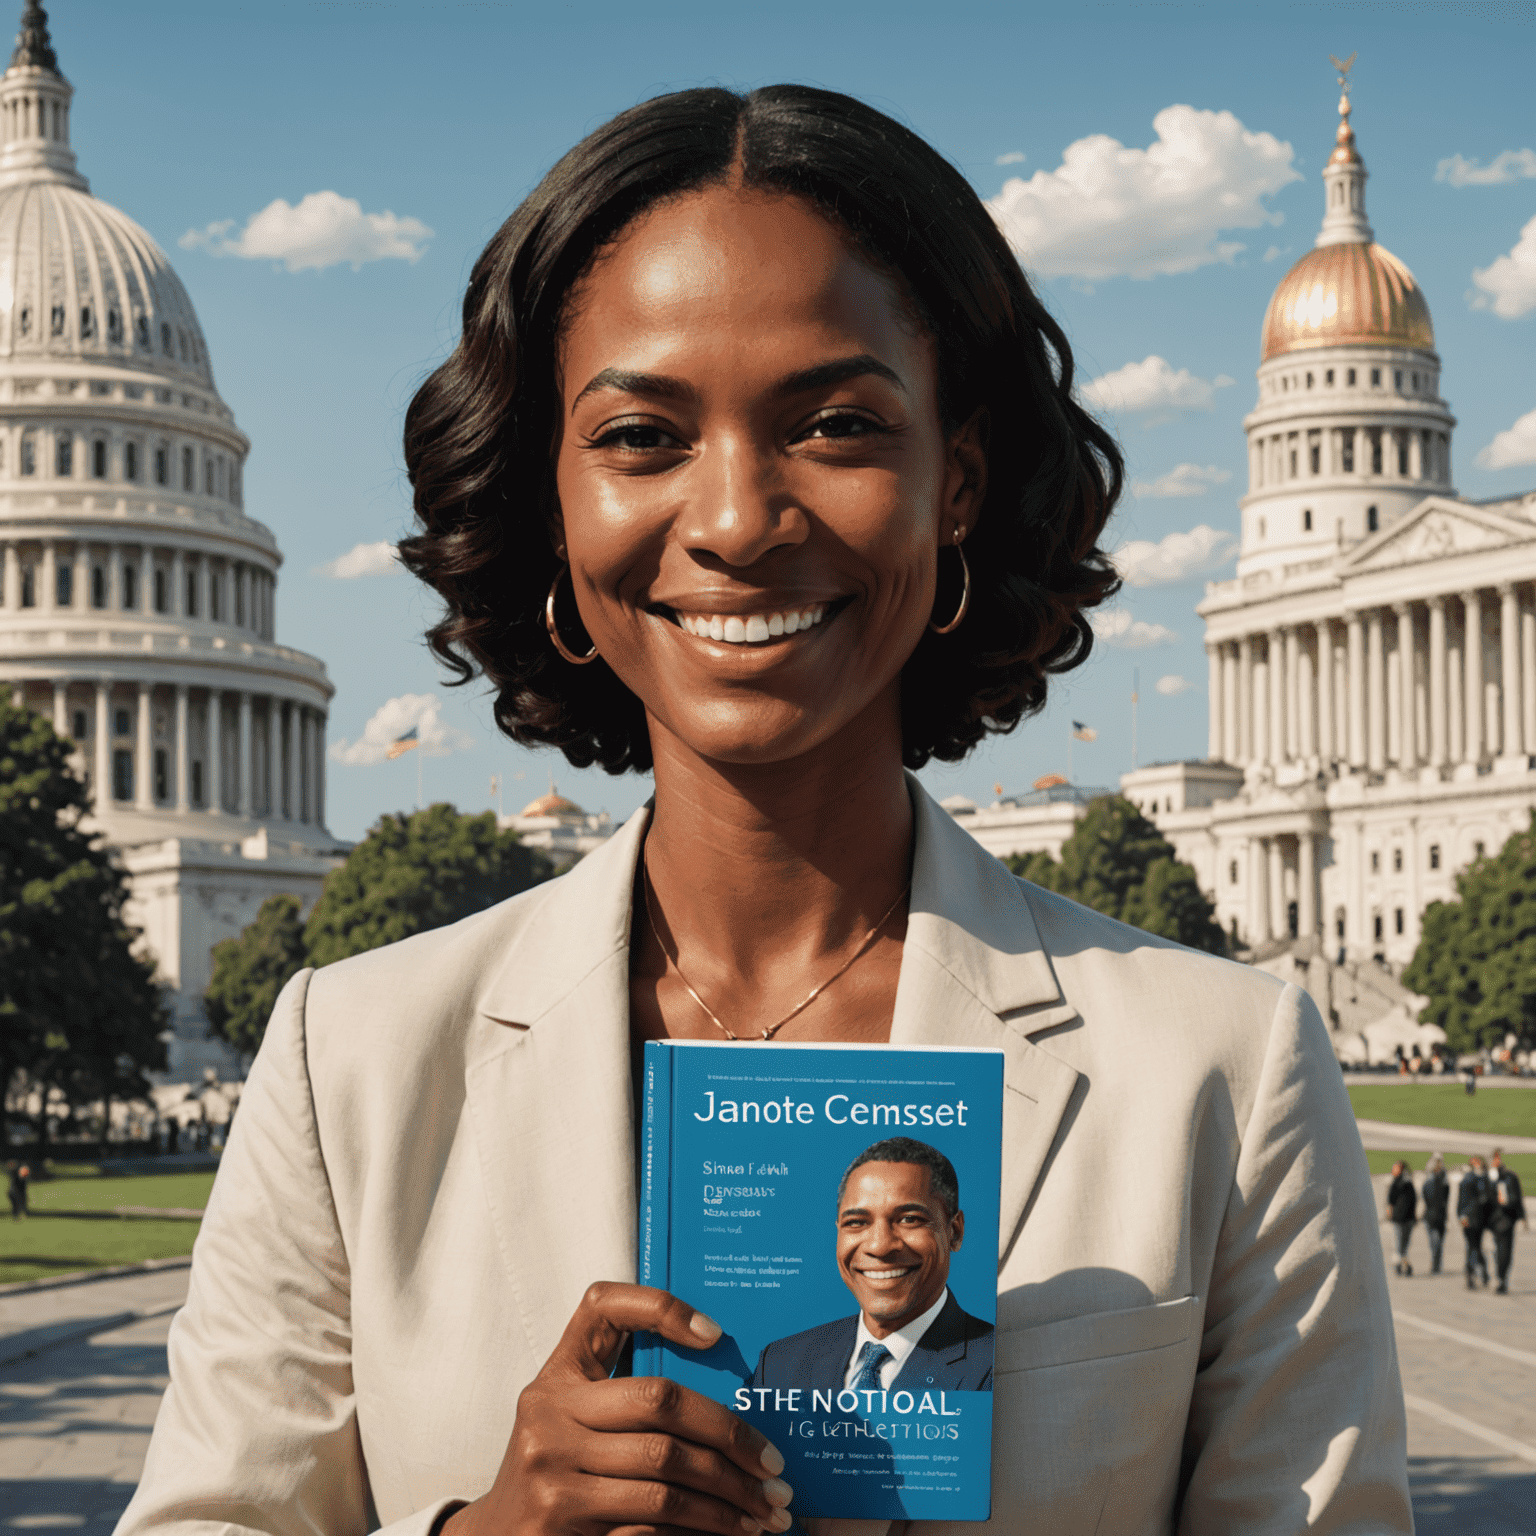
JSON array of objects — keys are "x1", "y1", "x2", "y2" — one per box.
[{"x1": 570, "y1": 354, "x2": 905, "y2": 414}]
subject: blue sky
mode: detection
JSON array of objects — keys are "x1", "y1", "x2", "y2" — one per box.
[{"x1": 48, "y1": 1, "x2": 1536, "y2": 838}]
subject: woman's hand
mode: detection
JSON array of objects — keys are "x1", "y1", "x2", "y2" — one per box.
[{"x1": 444, "y1": 1283, "x2": 794, "y2": 1536}]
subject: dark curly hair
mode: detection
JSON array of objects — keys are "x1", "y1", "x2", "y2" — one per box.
[{"x1": 400, "y1": 84, "x2": 1122, "y2": 775}]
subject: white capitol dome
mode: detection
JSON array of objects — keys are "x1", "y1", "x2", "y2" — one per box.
[{"x1": 0, "y1": 1, "x2": 345, "y2": 1078}]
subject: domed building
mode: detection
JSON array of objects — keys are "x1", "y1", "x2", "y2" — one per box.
[
  {"x1": 0, "y1": 4, "x2": 345, "y2": 1078},
  {"x1": 500, "y1": 785, "x2": 614, "y2": 870},
  {"x1": 1112, "y1": 68, "x2": 1536, "y2": 1039}
]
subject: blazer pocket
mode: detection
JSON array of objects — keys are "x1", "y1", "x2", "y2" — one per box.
[{"x1": 994, "y1": 1294, "x2": 1197, "y2": 1375}]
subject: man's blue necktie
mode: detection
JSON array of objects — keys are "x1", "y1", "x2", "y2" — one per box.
[{"x1": 851, "y1": 1341, "x2": 892, "y2": 1394}]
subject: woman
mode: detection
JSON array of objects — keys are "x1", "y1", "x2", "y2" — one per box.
[
  {"x1": 1386, "y1": 1160, "x2": 1418, "y2": 1277},
  {"x1": 1422, "y1": 1151, "x2": 1450, "y2": 1275},
  {"x1": 118, "y1": 86, "x2": 1409, "y2": 1535}
]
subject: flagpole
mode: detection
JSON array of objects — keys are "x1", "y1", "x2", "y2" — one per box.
[
  {"x1": 1131, "y1": 667, "x2": 1139, "y2": 771},
  {"x1": 1068, "y1": 719, "x2": 1074, "y2": 786},
  {"x1": 417, "y1": 744, "x2": 423, "y2": 811}
]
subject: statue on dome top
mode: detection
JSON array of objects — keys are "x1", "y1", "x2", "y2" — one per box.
[{"x1": 10, "y1": 0, "x2": 58, "y2": 74}]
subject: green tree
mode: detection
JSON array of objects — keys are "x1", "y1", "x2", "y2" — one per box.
[
  {"x1": 0, "y1": 697, "x2": 166, "y2": 1142},
  {"x1": 204, "y1": 894, "x2": 308, "y2": 1058},
  {"x1": 1004, "y1": 796, "x2": 1226, "y2": 955},
  {"x1": 1403, "y1": 812, "x2": 1536, "y2": 1054},
  {"x1": 303, "y1": 803, "x2": 554, "y2": 968}
]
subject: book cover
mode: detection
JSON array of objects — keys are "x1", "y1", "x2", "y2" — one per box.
[{"x1": 637, "y1": 1039, "x2": 1004, "y2": 1523}]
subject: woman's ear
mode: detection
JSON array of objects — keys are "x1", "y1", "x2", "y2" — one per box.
[{"x1": 946, "y1": 408, "x2": 989, "y2": 540}]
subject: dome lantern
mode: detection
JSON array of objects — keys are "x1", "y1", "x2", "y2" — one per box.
[
  {"x1": 0, "y1": 1, "x2": 83, "y2": 192},
  {"x1": 1316, "y1": 54, "x2": 1371, "y2": 248}
]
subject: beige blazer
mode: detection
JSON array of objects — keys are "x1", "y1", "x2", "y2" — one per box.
[{"x1": 117, "y1": 778, "x2": 1411, "y2": 1536}]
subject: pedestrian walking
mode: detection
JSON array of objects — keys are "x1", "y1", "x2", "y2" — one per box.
[
  {"x1": 1422, "y1": 1152, "x2": 1450, "y2": 1274},
  {"x1": 1488, "y1": 1148, "x2": 1529, "y2": 1295},
  {"x1": 1459, "y1": 1155, "x2": 1493, "y2": 1289},
  {"x1": 1387, "y1": 1160, "x2": 1417, "y2": 1275},
  {"x1": 6, "y1": 1161, "x2": 28, "y2": 1220}
]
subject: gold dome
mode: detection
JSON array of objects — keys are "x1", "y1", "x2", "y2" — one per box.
[
  {"x1": 1260, "y1": 241, "x2": 1434, "y2": 361},
  {"x1": 519, "y1": 790, "x2": 583, "y2": 818}
]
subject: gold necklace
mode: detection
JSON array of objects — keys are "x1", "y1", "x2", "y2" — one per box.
[{"x1": 640, "y1": 853, "x2": 910, "y2": 1041}]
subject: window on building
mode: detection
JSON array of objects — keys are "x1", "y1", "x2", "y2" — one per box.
[
  {"x1": 154, "y1": 567, "x2": 167, "y2": 613},
  {"x1": 20, "y1": 432, "x2": 35, "y2": 476},
  {"x1": 91, "y1": 565, "x2": 105, "y2": 607},
  {"x1": 71, "y1": 708, "x2": 87, "y2": 739},
  {"x1": 1347, "y1": 367, "x2": 1357, "y2": 386},
  {"x1": 107, "y1": 308, "x2": 122, "y2": 343},
  {"x1": 1394, "y1": 370, "x2": 1402, "y2": 390},
  {"x1": 185, "y1": 569, "x2": 198, "y2": 616},
  {"x1": 1429, "y1": 844, "x2": 1441, "y2": 869},
  {"x1": 18, "y1": 305, "x2": 30, "y2": 336},
  {"x1": 182, "y1": 446, "x2": 193, "y2": 491},
  {"x1": 191, "y1": 760, "x2": 204, "y2": 804},
  {"x1": 1395, "y1": 907, "x2": 1404, "y2": 935},
  {"x1": 1393, "y1": 847, "x2": 1403, "y2": 872},
  {"x1": 1371, "y1": 850, "x2": 1380, "y2": 873},
  {"x1": 125, "y1": 441, "x2": 138, "y2": 481},
  {"x1": 204, "y1": 458, "x2": 214, "y2": 495},
  {"x1": 55, "y1": 560, "x2": 71, "y2": 607},
  {"x1": 1373, "y1": 913, "x2": 1383, "y2": 941},
  {"x1": 1310, "y1": 443, "x2": 1320, "y2": 474},
  {"x1": 20, "y1": 566, "x2": 34, "y2": 606},
  {"x1": 1398, "y1": 437, "x2": 1409, "y2": 475},
  {"x1": 112, "y1": 748, "x2": 133, "y2": 802},
  {"x1": 1342, "y1": 435, "x2": 1354, "y2": 473},
  {"x1": 122, "y1": 563, "x2": 137, "y2": 610},
  {"x1": 136, "y1": 314, "x2": 149, "y2": 348},
  {"x1": 1325, "y1": 369, "x2": 1335, "y2": 386},
  {"x1": 210, "y1": 570, "x2": 221, "y2": 622},
  {"x1": 1303, "y1": 508, "x2": 1313, "y2": 531},
  {"x1": 1306, "y1": 372, "x2": 1314, "y2": 389},
  {"x1": 1475, "y1": 840, "x2": 1486, "y2": 858},
  {"x1": 55, "y1": 433, "x2": 71, "y2": 476},
  {"x1": 113, "y1": 708, "x2": 130, "y2": 737},
  {"x1": 1371, "y1": 367, "x2": 1381, "y2": 387},
  {"x1": 50, "y1": 304, "x2": 64, "y2": 336},
  {"x1": 1229, "y1": 860, "x2": 1239, "y2": 884},
  {"x1": 1258, "y1": 516, "x2": 1266, "y2": 539},
  {"x1": 91, "y1": 438, "x2": 105, "y2": 478},
  {"x1": 79, "y1": 305, "x2": 94, "y2": 339},
  {"x1": 161, "y1": 322, "x2": 173, "y2": 355},
  {"x1": 1371, "y1": 433, "x2": 1383, "y2": 474},
  {"x1": 154, "y1": 446, "x2": 167, "y2": 485},
  {"x1": 178, "y1": 329, "x2": 188, "y2": 361},
  {"x1": 1288, "y1": 901, "x2": 1299, "y2": 939},
  {"x1": 1367, "y1": 505, "x2": 1379, "y2": 533},
  {"x1": 154, "y1": 748, "x2": 168, "y2": 802},
  {"x1": 1289, "y1": 447, "x2": 1298, "y2": 476},
  {"x1": 1336, "y1": 914, "x2": 1345, "y2": 938},
  {"x1": 1412, "y1": 372, "x2": 1419, "y2": 391}
]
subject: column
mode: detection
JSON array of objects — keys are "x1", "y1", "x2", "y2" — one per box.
[
  {"x1": 1238, "y1": 636, "x2": 1253, "y2": 765},
  {"x1": 315, "y1": 713, "x2": 326, "y2": 830},
  {"x1": 1316, "y1": 621, "x2": 1335, "y2": 765},
  {"x1": 1298, "y1": 635, "x2": 1315, "y2": 760},
  {"x1": 1285, "y1": 628, "x2": 1300, "y2": 759},
  {"x1": 1409, "y1": 430, "x2": 1423, "y2": 480},
  {"x1": 134, "y1": 681, "x2": 153, "y2": 809},
  {"x1": 171, "y1": 548, "x2": 185, "y2": 619},
  {"x1": 1347, "y1": 612, "x2": 1366, "y2": 768},
  {"x1": 1523, "y1": 588, "x2": 1536, "y2": 759},
  {"x1": 52, "y1": 678, "x2": 67, "y2": 735},
  {"x1": 1500, "y1": 583, "x2": 1523, "y2": 761},
  {"x1": 1366, "y1": 608, "x2": 1386, "y2": 772},
  {"x1": 1298, "y1": 832, "x2": 1317, "y2": 938},
  {"x1": 1394, "y1": 603, "x2": 1416, "y2": 769},
  {"x1": 93, "y1": 680, "x2": 110, "y2": 810},
  {"x1": 1464, "y1": 589, "x2": 1483, "y2": 765},
  {"x1": 299, "y1": 709, "x2": 312, "y2": 822},
  {"x1": 40, "y1": 538, "x2": 55, "y2": 612},
  {"x1": 174, "y1": 683, "x2": 189, "y2": 811},
  {"x1": 262, "y1": 698, "x2": 277, "y2": 818},
  {"x1": 1268, "y1": 836, "x2": 1285, "y2": 941},
  {"x1": 237, "y1": 691, "x2": 253, "y2": 816},
  {"x1": 1222, "y1": 645, "x2": 1238, "y2": 762},
  {"x1": 1268, "y1": 628, "x2": 1286, "y2": 767},
  {"x1": 1428, "y1": 595, "x2": 1448, "y2": 768},
  {"x1": 286, "y1": 701, "x2": 300, "y2": 820},
  {"x1": 1252, "y1": 837, "x2": 1270, "y2": 946},
  {"x1": 1206, "y1": 644, "x2": 1222, "y2": 760},
  {"x1": 208, "y1": 689, "x2": 224, "y2": 812},
  {"x1": 2, "y1": 541, "x2": 17, "y2": 608},
  {"x1": 193, "y1": 554, "x2": 207, "y2": 620},
  {"x1": 110, "y1": 543, "x2": 123, "y2": 612}
]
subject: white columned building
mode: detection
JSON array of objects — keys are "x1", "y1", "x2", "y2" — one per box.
[
  {"x1": 0, "y1": 3, "x2": 346, "y2": 1078},
  {"x1": 1113, "y1": 75, "x2": 1536, "y2": 977}
]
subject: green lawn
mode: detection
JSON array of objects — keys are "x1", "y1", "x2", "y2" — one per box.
[
  {"x1": 1, "y1": 1166, "x2": 215, "y2": 1285},
  {"x1": 1347, "y1": 1085, "x2": 1536, "y2": 1138}
]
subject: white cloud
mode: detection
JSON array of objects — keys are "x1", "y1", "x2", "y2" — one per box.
[
  {"x1": 1081, "y1": 355, "x2": 1235, "y2": 420},
  {"x1": 1262, "y1": 245, "x2": 1285, "y2": 262},
  {"x1": 1470, "y1": 214, "x2": 1536, "y2": 319},
  {"x1": 1477, "y1": 406, "x2": 1536, "y2": 470},
  {"x1": 315, "y1": 540, "x2": 400, "y2": 579},
  {"x1": 1129, "y1": 463, "x2": 1233, "y2": 499},
  {"x1": 1436, "y1": 149, "x2": 1536, "y2": 188},
  {"x1": 1156, "y1": 674, "x2": 1195, "y2": 696},
  {"x1": 181, "y1": 190, "x2": 433, "y2": 272},
  {"x1": 1091, "y1": 608, "x2": 1178, "y2": 649},
  {"x1": 986, "y1": 104, "x2": 1299, "y2": 280},
  {"x1": 1113, "y1": 524, "x2": 1237, "y2": 586},
  {"x1": 995, "y1": 150, "x2": 1026, "y2": 166},
  {"x1": 328, "y1": 693, "x2": 474, "y2": 767}
]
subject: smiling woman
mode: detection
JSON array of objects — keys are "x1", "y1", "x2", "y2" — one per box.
[{"x1": 117, "y1": 84, "x2": 1411, "y2": 1536}]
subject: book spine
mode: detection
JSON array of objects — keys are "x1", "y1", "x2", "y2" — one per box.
[{"x1": 634, "y1": 1041, "x2": 672, "y2": 1376}]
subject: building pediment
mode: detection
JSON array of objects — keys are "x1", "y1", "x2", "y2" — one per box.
[{"x1": 1340, "y1": 498, "x2": 1536, "y2": 576}]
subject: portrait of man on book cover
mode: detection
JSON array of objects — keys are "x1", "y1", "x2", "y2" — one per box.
[{"x1": 751, "y1": 1136, "x2": 995, "y2": 1393}]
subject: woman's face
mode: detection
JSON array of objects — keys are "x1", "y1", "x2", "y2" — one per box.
[{"x1": 554, "y1": 185, "x2": 984, "y2": 770}]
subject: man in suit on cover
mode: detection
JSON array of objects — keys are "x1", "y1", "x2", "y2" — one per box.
[{"x1": 752, "y1": 1136, "x2": 993, "y2": 1394}]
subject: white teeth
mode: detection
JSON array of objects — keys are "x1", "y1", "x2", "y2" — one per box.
[
  {"x1": 862, "y1": 1268, "x2": 910, "y2": 1280},
  {"x1": 678, "y1": 604, "x2": 827, "y2": 643}
]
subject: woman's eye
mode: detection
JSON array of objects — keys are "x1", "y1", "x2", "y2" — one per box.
[
  {"x1": 592, "y1": 422, "x2": 682, "y2": 452},
  {"x1": 801, "y1": 412, "x2": 883, "y2": 442}
]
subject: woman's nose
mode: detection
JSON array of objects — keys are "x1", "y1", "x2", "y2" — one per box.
[{"x1": 675, "y1": 433, "x2": 805, "y2": 568}]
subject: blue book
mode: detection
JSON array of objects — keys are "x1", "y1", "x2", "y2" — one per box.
[{"x1": 637, "y1": 1039, "x2": 1003, "y2": 1523}]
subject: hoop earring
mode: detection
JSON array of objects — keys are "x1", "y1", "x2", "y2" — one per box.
[
  {"x1": 545, "y1": 565, "x2": 599, "y2": 665},
  {"x1": 928, "y1": 530, "x2": 970, "y2": 635}
]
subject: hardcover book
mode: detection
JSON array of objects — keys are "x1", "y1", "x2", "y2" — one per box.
[{"x1": 636, "y1": 1039, "x2": 1004, "y2": 1523}]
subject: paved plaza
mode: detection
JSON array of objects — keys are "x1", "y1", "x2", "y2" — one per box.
[{"x1": 2, "y1": 1220, "x2": 1535, "y2": 1533}]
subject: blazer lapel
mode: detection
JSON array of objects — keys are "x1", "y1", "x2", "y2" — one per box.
[
  {"x1": 892, "y1": 779, "x2": 1083, "y2": 1267},
  {"x1": 464, "y1": 805, "x2": 652, "y2": 1365}
]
